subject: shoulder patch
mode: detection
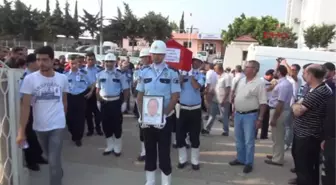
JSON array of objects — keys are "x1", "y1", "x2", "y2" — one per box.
[
  {"x1": 116, "y1": 68, "x2": 122, "y2": 72},
  {"x1": 20, "y1": 72, "x2": 27, "y2": 80}
]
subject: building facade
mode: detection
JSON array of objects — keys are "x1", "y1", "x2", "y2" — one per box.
[
  {"x1": 286, "y1": 0, "x2": 336, "y2": 49},
  {"x1": 121, "y1": 32, "x2": 224, "y2": 55}
]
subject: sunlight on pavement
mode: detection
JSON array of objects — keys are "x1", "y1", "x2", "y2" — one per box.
[
  {"x1": 200, "y1": 151, "x2": 270, "y2": 157},
  {"x1": 215, "y1": 142, "x2": 272, "y2": 148},
  {"x1": 228, "y1": 178, "x2": 275, "y2": 185}
]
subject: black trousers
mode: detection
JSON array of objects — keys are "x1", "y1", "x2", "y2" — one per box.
[
  {"x1": 101, "y1": 99, "x2": 122, "y2": 138},
  {"x1": 24, "y1": 107, "x2": 43, "y2": 165},
  {"x1": 260, "y1": 105, "x2": 270, "y2": 139},
  {"x1": 176, "y1": 108, "x2": 202, "y2": 148},
  {"x1": 293, "y1": 136, "x2": 321, "y2": 185},
  {"x1": 85, "y1": 88, "x2": 101, "y2": 132},
  {"x1": 139, "y1": 125, "x2": 144, "y2": 142},
  {"x1": 66, "y1": 91, "x2": 87, "y2": 141},
  {"x1": 171, "y1": 112, "x2": 177, "y2": 133},
  {"x1": 321, "y1": 138, "x2": 335, "y2": 185},
  {"x1": 134, "y1": 102, "x2": 140, "y2": 118},
  {"x1": 144, "y1": 116, "x2": 173, "y2": 175}
]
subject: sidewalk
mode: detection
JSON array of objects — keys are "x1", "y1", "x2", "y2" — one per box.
[{"x1": 28, "y1": 116, "x2": 295, "y2": 185}]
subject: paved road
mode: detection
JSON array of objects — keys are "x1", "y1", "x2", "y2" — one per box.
[{"x1": 29, "y1": 115, "x2": 296, "y2": 185}]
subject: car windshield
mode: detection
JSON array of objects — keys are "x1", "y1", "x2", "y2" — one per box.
[{"x1": 197, "y1": 51, "x2": 206, "y2": 56}]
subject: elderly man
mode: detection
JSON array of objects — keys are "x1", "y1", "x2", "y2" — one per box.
[
  {"x1": 265, "y1": 65, "x2": 293, "y2": 166},
  {"x1": 292, "y1": 64, "x2": 332, "y2": 185},
  {"x1": 229, "y1": 60, "x2": 267, "y2": 173}
]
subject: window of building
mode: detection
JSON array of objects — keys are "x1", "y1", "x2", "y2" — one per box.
[
  {"x1": 129, "y1": 40, "x2": 138, "y2": 46},
  {"x1": 242, "y1": 51, "x2": 248, "y2": 61},
  {"x1": 183, "y1": 41, "x2": 192, "y2": 48}
]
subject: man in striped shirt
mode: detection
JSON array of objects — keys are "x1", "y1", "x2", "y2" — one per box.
[{"x1": 292, "y1": 64, "x2": 332, "y2": 185}]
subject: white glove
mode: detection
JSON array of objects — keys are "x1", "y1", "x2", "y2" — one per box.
[
  {"x1": 138, "y1": 117, "x2": 149, "y2": 128},
  {"x1": 181, "y1": 71, "x2": 188, "y2": 76},
  {"x1": 121, "y1": 102, "x2": 127, "y2": 112},
  {"x1": 188, "y1": 70, "x2": 193, "y2": 76},
  {"x1": 154, "y1": 114, "x2": 167, "y2": 129}
]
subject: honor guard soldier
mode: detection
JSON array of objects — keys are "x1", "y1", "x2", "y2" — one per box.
[
  {"x1": 64, "y1": 58, "x2": 94, "y2": 147},
  {"x1": 176, "y1": 54, "x2": 205, "y2": 171},
  {"x1": 84, "y1": 52, "x2": 104, "y2": 136},
  {"x1": 19, "y1": 54, "x2": 47, "y2": 171},
  {"x1": 134, "y1": 48, "x2": 151, "y2": 161},
  {"x1": 96, "y1": 53, "x2": 130, "y2": 156},
  {"x1": 137, "y1": 40, "x2": 181, "y2": 185}
]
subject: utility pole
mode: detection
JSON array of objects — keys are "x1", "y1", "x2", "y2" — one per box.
[{"x1": 99, "y1": 0, "x2": 103, "y2": 55}]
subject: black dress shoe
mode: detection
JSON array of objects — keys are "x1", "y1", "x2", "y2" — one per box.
[
  {"x1": 96, "y1": 129, "x2": 104, "y2": 136},
  {"x1": 290, "y1": 168, "x2": 296, "y2": 173},
  {"x1": 221, "y1": 132, "x2": 229, "y2": 136},
  {"x1": 137, "y1": 155, "x2": 145, "y2": 162},
  {"x1": 201, "y1": 129, "x2": 209, "y2": 135},
  {"x1": 103, "y1": 151, "x2": 112, "y2": 156},
  {"x1": 264, "y1": 159, "x2": 283, "y2": 166},
  {"x1": 191, "y1": 164, "x2": 200, "y2": 170},
  {"x1": 113, "y1": 151, "x2": 121, "y2": 157},
  {"x1": 75, "y1": 140, "x2": 82, "y2": 147},
  {"x1": 177, "y1": 162, "x2": 188, "y2": 169},
  {"x1": 266, "y1": 155, "x2": 273, "y2": 160},
  {"x1": 27, "y1": 164, "x2": 40, "y2": 171},
  {"x1": 86, "y1": 131, "x2": 94, "y2": 136},
  {"x1": 243, "y1": 165, "x2": 253, "y2": 173},
  {"x1": 229, "y1": 159, "x2": 244, "y2": 166},
  {"x1": 36, "y1": 157, "x2": 48, "y2": 164}
]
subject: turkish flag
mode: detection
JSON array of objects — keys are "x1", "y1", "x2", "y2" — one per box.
[{"x1": 165, "y1": 39, "x2": 192, "y2": 71}]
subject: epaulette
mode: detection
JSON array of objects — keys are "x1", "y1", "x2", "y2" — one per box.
[
  {"x1": 20, "y1": 72, "x2": 27, "y2": 80},
  {"x1": 79, "y1": 69, "x2": 87, "y2": 74},
  {"x1": 116, "y1": 68, "x2": 122, "y2": 73},
  {"x1": 97, "y1": 66, "x2": 104, "y2": 72}
]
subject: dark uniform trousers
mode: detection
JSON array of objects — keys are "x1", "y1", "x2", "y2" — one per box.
[
  {"x1": 321, "y1": 138, "x2": 335, "y2": 185},
  {"x1": 176, "y1": 107, "x2": 201, "y2": 148},
  {"x1": 24, "y1": 107, "x2": 43, "y2": 165},
  {"x1": 139, "y1": 125, "x2": 144, "y2": 142},
  {"x1": 293, "y1": 135, "x2": 321, "y2": 185},
  {"x1": 256, "y1": 104, "x2": 270, "y2": 139},
  {"x1": 66, "y1": 89, "x2": 88, "y2": 141},
  {"x1": 85, "y1": 87, "x2": 101, "y2": 132},
  {"x1": 101, "y1": 99, "x2": 122, "y2": 138},
  {"x1": 144, "y1": 116, "x2": 174, "y2": 175}
]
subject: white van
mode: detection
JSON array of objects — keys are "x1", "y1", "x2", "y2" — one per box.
[{"x1": 246, "y1": 44, "x2": 336, "y2": 77}]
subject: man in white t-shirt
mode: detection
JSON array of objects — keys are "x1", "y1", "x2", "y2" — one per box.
[
  {"x1": 17, "y1": 46, "x2": 69, "y2": 185},
  {"x1": 203, "y1": 63, "x2": 218, "y2": 120}
]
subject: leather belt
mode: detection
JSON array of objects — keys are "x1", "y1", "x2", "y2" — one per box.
[{"x1": 236, "y1": 109, "x2": 258, "y2": 114}]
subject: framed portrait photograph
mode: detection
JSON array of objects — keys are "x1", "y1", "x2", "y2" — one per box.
[{"x1": 142, "y1": 95, "x2": 164, "y2": 126}]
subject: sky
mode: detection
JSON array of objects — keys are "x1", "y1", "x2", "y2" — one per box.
[{"x1": 18, "y1": 0, "x2": 286, "y2": 34}]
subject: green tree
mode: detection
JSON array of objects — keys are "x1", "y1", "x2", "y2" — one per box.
[
  {"x1": 0, "y1": 0, "x2": 15, "y2": 36},
  {"x1": 140, "y1": 11, "x2": 172, "y2": 43},
  {"x1": 169, "y1": 21, "x2": 179, "y2": 32},
  {"x1": 272, "y1": 24, "x2": 298, "y2": 48},
  {"x1": 81, "y1": 10, "x2": 99, "y2": 38},
  {"x1": 179, "y1": 12, "x2": 185, "y2": 33},
  {"x1": 304, "y1": 24, "x2": 336, "y2": 49},
  {"x1": 101, "y1": 7, "x2": 125, "y2": 46},
  {"x1": 62, "y1": 0, "x2": 72, "y2": 38},
  {"x1": 48, "y1": 0, "x2": 64, "y2": 40},
  {"x1": 45, "y1": 0, "x2": 50, "y2": 16},
  {"x1": 221, "y1": 14, "x2": 296, "y2": 47},
  {"x1": 122, "y1": 2, "x2": 140, "y2": 51},
  {"x1": 71, "y1": 0, "x2": 82, "y2": 40}
]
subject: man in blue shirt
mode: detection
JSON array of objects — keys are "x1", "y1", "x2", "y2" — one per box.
[
  {"x1": 176, "y1": 54, "x2": 205, "y2": 171},
  {"x1": 64, "y1": 58, "x2": 94, "y2": 147},
  {"x1": 136, "y1": 40, "x2": 181, "y2": 185},
  {"x1": 20, "y1": 54, "x2": 47, "y2": 171},
  {"x1": 84, "y1": 52, "x2": 103, "y2": 136},
  {"x1": 96, "y1": 53, "x2": 130, "y2": 157}
]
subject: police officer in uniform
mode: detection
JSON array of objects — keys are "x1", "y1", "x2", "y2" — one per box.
[
  {"x1": 85, "y1": 52, "x2": 103, "y2": 136},
  {"x1": 96, "y1": 53, "x2": 130, "y2": 156},
  {"x1": 20, "y1": 54, "x2": 47, "y2": 171},
  {"x1": 137, "y1": 40, "x2": 181, "y2": 185},
  {"x1": 176, "y1": 54, "x2": 205, "y2": 171},
  {"x1": 134, "y1": 48, "x2": 151, "y2": 161},
  {"x1": 64, "y1": 58, "x2": 94, "y2": 147}
]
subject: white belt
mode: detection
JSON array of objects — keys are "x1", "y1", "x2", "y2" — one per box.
[
  {"x1": 167, "y1": 110, "x2": 175, "y2": 117},
  {"x1": 102, "y1": 96, "x2": 120, "y2": 101},
  {"x1": 180, "y1": 104, "x2": 201, "y2": 110}
]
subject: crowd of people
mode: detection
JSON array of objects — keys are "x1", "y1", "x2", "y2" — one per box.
[{"x1": 0, "y1": 43, "x2": 334, "y2": 185}]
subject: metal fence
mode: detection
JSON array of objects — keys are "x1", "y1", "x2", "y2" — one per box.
[{"x1": 0, "y1": 65, "x2": 28, "y2": 185}]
